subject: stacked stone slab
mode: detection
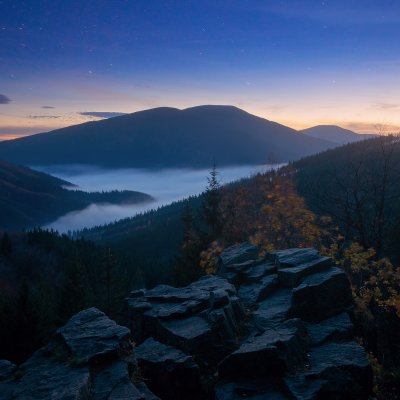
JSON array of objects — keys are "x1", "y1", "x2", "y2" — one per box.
[
  {"x1": 128, "y1": 243, "x2": 372, "y2": 399},
  {"x1": 0, "y1": 308, "x2": 159, "y2": 400}
]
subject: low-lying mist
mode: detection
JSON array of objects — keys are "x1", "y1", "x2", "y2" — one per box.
[{"x1": 34, "y1": 164, "x2": 279, "y2": 232}]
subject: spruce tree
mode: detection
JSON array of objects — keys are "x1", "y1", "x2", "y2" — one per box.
[{"x1": 202, "y1": 161, "x2": 223, "y2": 239}]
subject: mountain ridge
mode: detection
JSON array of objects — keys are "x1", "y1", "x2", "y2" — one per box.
[
  {"x1": 0, "y1": 105, "x2": 336, "y2": 168},
  {"x1": 301, "y1": 124, "x2": 376, "y2": 144}
]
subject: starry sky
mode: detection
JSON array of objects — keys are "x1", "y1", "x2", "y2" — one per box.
[{"x1": 1, "y1": 0, "x2": 400, "y2": 140}]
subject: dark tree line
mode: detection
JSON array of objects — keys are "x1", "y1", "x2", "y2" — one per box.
[{"x1": 0, "y1": 230, "x2": 128, "y2": 364}]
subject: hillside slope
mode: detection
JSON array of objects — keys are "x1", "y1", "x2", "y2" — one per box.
[
  {"x1": 0, "y1": 160, "x2": 153, "y2": 230},
  {"x1": 0, "y1": 105, "x2": 335, "y2": 168}
]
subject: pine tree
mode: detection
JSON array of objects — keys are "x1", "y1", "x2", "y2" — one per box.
[{"x1": 202, "y1": 161, "x2": 223, "y2": 239}]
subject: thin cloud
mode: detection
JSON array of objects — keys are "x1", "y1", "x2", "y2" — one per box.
[
  {"x1": 343, "y1": 122, "x2": 400, "y2": 134},
  {"x1": 371, "y1": 102, "x2": 399, "y2": 111},
  {"x1": 42, "y1": 105, "x2": 55, "y2": 109},
  {"x1": 79, "y1": 111, "x2": 128, "y2": 119},
  {"x1": 0, "y1": 94, "x2": 11, "y2": 104},
  {"x1": 28, "y1": 115, "x2": 61, "y2": 119}
]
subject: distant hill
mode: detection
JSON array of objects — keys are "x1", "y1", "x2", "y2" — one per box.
[
  {"x1": 0, "y1": 105, "x2": 335, "y2": 168},
  {"x1": 0, "y1": 160, "x2": 153, "y2": 230},
  {"x1": 300, "y1": 125, "x2": 376, "y2": 144}
]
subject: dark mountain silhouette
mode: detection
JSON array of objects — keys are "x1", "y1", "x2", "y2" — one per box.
[
  {"x1": 0, "y1": 160, "x2": 153, "y2": 230},
  {"x1": 0, "y1": 105, "x2": 335, "y2": 168},
  {"x1": 300, "y1": 125, "x2": 376, "y2": 145}
]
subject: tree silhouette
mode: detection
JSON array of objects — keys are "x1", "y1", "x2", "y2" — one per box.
[{"x1": 202, "y1": 161, "x2": 223, "y2": 239}]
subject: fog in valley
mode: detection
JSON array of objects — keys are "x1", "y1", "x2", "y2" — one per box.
[{"x1": 34, "y1": 164, "x2": 279, "y2": 232}]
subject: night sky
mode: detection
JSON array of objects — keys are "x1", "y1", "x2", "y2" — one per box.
[{"x1": 1, "y1": 0, "x2": 400, "y2": 139}]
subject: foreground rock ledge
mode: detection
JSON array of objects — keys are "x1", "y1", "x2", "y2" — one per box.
[
  {"x1": 0, "y1": 308, "x2": 159, "y2": 400},
  {"x1": 127, "y1": 244, "x2": 372, "y2": 399},
  {"x1": 0, "y1": 244, "x2": 373, "y2": 399}
]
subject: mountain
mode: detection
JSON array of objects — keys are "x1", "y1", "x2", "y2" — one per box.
[
  {"x1": 0, "y1": 106, "x2": 335, "y2": 168},
  {"x1": 300, "y1": 125, "x2": 376, "y2": 145},
  {"x1": 0, "y1": 160, "x2": 153, "y2": 230}
]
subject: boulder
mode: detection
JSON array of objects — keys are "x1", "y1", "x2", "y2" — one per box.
[
  {"x1": 289, "y1": 268, "x2": 353, "y2": 322},
  {"x1": 218, "y1": 319, "x2": 308, "y2": 378},
  {"x1": 0, "y1": 308, "x2": 157, "y2": 400},
  {"x1": 135, "y1": 337, "x2": 201, "y2": 399},
  {"x1": 277, "y1": 257, "x2": 331, "y2": 288},
  {"x1": 284, "y1": 341, "x2": 373, "y2": 399},
  {"x1": 56, "y1": 307, "x2": 131, "y2": 363},
  {"x1": 271, "y1": 248, "x2": 320, "y2": 268}
]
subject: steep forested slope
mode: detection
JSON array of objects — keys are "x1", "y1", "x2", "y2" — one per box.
[{"x1": 0, "y1": 160, "x2": 153, "y2": 230}]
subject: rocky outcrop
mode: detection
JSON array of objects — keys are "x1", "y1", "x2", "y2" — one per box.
[
  {"x1": 0, "y1": 244, "x2": 373, "y2": 399},
  {"x1": 0, "y1": 308, "x2": 158, "y2": 400},
  {"x1": 126, "y1": 275, "x2": 244, "y2": 365},
  {"x1": 126, "y1": 243, "x2": 372, "y2": 399}
]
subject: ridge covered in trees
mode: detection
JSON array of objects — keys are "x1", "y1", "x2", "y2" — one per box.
[{"x1": 0, "y1": 160, "x2": 153, "y2": 230}]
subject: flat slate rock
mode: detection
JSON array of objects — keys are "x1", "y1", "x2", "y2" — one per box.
[
  {"x1": 289, "y1": 268, "x2": 352, "y2": 322},
  {"x1": 306, "y1": 312, "x2": 353, "y2": 345},
  {"x1": 271, "y1": 248, "x2": 320, "y2": 268},
  {"x1": 57, "y1": 307, "x2": 131, "y2": 362},
  {"x1": 218, "y1": 319, "x2": 307, "y2": 378},
  {"x1": 243, "y1": 262, "x2": 276, "y2": 283},
  {"x1": 278, "y1": 256, "x2": 331, "y2": 288},
  {"x1": 219, "y1": 242, "x2": 259, "y2": 266}
]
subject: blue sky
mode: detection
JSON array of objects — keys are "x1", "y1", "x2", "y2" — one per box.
[{"x1": 1, "y1": 0, "x2": 400, "y2": 138}]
